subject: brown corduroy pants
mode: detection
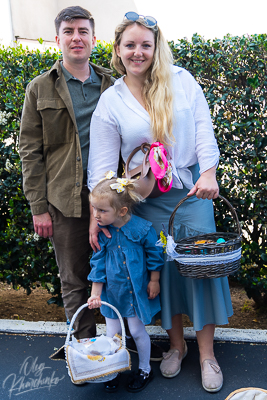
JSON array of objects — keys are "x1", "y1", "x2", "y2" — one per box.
[{"x1": 48, "y1": 186, "x2": 96, "y2": 339}]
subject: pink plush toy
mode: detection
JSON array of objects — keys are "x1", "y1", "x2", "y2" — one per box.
[{"x1": 149, "y1": 142, "x2": 173, "y2": 193}]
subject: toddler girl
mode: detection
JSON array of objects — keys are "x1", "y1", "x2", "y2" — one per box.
[{"x1": 87, "y1": 173, "x2": 164, "y2": 393}]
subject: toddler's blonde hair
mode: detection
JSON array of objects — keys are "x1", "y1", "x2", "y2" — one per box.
[{"x1": 90, "y1": 177, "x2": 143, "y2": 214}]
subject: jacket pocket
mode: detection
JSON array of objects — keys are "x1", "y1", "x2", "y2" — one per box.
[{"x1": 37, "y1": 98, "x2": 74, "y2": 145}]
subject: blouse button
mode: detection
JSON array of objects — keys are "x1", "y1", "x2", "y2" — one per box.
[
  {"x1": 131, "y1": 304, "x2": 133, "y2": 307},
  {"x1": 130, "y1": 291, "x2": 132, "y2": 294},
  {"x1": 123, "y1": 261, "x2": 126, "y2": 264},
  {"x1": 127, "y1": 277, "x2": 130, "y2": 280},
  {"x1": 118, "y1": 245, "x2": 120, "y2": 248},
  {"x1": 117, "y1": 229, "x2": 119, "y2": 232}
]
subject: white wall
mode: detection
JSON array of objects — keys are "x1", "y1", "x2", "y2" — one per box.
[
  {"x1": 9, "y1": 0, "x2": 139, "y2": 45},
  {"x1": 10, "y1": 0, "x2": 58, "y2": 42},
  {"x1": 0, "y1": 0, "x2": 14, "y2": 45},
  {"x1": 1, "y1": 0, "x2": 267, "y2": 49},
  {"x1": 134, "y1": 0, "x2": 267, "y2": 41}
]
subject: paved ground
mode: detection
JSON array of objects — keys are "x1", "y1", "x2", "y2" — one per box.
[{"x1": 0, "y1": 331, "x2": 267, "y2": 400}]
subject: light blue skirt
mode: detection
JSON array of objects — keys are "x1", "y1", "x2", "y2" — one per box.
[{"x1": 134, "y1": 164, "x2": 233, "y2": 331}]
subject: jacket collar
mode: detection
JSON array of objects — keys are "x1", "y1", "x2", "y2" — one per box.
[
  {"x1": 49, "y1": 60, "x2": 114, "y2": 129},
  {"x1": 89, "y1": 62, "x2": 115, "y2": 93},
  {"x1": 49, "y1": 59, "x2": 113, "y2": 77},
  {"x1": 50, "y1": 59, "x2": 114, "y2": 91}
]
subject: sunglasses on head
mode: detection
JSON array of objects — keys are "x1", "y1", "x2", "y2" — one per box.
[{"x1": 124, "y1": 11, "x2": 157, "y2": 28}]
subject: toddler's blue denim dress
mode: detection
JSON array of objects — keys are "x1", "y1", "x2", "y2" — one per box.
[{"x1": 88, "y1": 215, "x2": 164, "y2": 325}]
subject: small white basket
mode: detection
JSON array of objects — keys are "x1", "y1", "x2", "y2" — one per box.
[{"x1": 65, "y1": 301, "x2": 131, "y2": 384}]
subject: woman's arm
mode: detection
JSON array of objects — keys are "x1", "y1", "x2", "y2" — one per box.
[
  {"x1": 189, "y1": 78, "x2": 220, "y2": 199},
  {"x1": 87, "y1": 114, "x2": 121, "y2": 191},
  {"x1": 89, "y1": 203, "x2": 111, "y2": 252},
  {"x1": 87, "y1": 99, "x2": 121, "y2": 250},
  {"x1": 193, "y1": 81, "x2": 220, "y2": 176}
]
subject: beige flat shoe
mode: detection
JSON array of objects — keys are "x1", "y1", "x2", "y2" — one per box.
[
  {"x1": 160, "y1": 341, "x2": 188, "y2": 378},
  {"x1": 201, "y1": 359, "x2": 223, "y2": 393}
]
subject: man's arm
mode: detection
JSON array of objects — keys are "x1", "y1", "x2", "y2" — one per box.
[{"x1": 19, "y1": 84, "x2": 51, "y2": 236}]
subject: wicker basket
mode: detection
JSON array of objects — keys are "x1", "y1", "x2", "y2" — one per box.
[{"x1": 168, "y1": 195, "x2": 242, "y2": 279}]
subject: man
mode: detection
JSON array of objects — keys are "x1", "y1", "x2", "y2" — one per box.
[{"x1": 19, "y1": 6, "x2": 114, "y2": 339}]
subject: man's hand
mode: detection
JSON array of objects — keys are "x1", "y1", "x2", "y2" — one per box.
[
  {"x1": 33, "y1": 212, "x2": 53, "y2": 238},
  {"x1": 187, "y1": 166, "x2": 219, "y2": 200}
]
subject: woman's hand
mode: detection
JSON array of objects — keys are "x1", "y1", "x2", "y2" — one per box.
[
  {"x1": 89, "y1": 217, "x2": 102, "y2": 252},
  {"x1": 187, "y1": 166, "x2": 219, "y2": 200},
  {"x1": 89, "y1": 205, "x2": 111, "y2": 252},
  {"x1": 87, "y1": 295, "x2": 102, "y2": 309}
]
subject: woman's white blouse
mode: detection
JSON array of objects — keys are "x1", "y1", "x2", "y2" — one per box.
[{"x1": 87, "y1": 65, "x2": 219, "y2": 191}]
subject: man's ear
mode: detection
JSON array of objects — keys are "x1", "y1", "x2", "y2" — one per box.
[
  {"x1": 92, "y1": 36, "x2": 96, "y2": 48},
  {"x1": 55, "y1": 35, "x2": 60, "y2": 48},
  {"x1": 119, "y1": 206, "x2": 128, "y2": 217}
]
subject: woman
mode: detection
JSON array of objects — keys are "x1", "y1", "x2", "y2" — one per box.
[{"x1": 87, "y1": 12, "x2": 233, "y2": 393}]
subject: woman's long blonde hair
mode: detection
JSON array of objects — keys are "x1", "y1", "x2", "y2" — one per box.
[{"x1": 112, "y1": 18, "x2": 175, "y2": 146}]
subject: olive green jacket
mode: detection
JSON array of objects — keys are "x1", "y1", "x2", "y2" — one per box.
[{"x1": 19, "y1": 60, "x2": 114, "y2": 218}]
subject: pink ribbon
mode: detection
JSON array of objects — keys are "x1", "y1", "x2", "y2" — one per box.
[{"x1": 149, "y1": 142, "x2": 173, "y2": 193}]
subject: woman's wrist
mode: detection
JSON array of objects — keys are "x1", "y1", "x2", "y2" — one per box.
[{"x1": 201, "y1": 165, "x2": 217, "y2": 177}]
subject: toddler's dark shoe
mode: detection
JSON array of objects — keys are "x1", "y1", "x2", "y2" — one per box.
[
  {"x1": 103, "y1": 374, "x2": 120, "y2": 393},
  {"x1": 126, "y1": 337, "x2": 163, "y2": 361},
  {"x1": 127, "y1": 369, "x2": 154, "y2": 392}
]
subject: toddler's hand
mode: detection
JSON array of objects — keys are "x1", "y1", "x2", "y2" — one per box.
[
  {"x1": 147, "y1": 280, "x2": 160, "y2": 299},
  {"x1": 87, "y1": 295, "x2": 101, "y2": 309}
]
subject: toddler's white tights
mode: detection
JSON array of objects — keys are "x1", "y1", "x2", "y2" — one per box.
[{"x1": 105, "y1": 314, "x2": 151, "y2": 374}]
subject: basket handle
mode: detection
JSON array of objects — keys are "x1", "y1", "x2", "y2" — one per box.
[
  {"x1": 168, "y1": 194, "x2": 242, "y2": 238},
  {"x1": 65, "y1": 301, "x2": 126, "y2": 349}
]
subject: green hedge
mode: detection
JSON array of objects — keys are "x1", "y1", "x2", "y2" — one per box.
[{"x1": 0, "y1": 35, "x2": 266, "y2": 306}]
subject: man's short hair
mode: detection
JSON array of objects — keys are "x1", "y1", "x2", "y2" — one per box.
[{"x1": 55, "y1": 6, "x2": 95, "y2": 36}]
